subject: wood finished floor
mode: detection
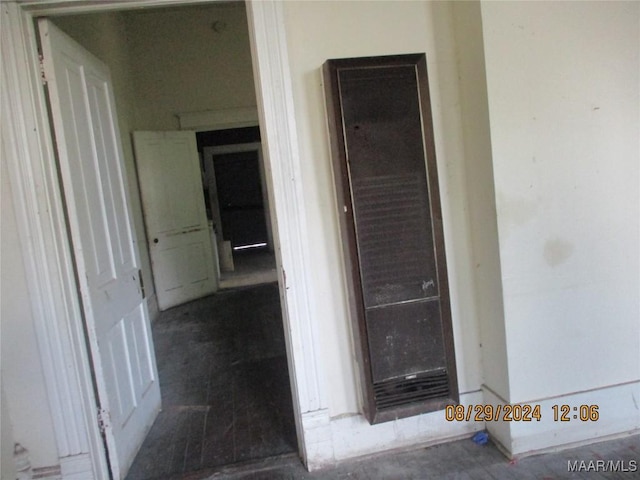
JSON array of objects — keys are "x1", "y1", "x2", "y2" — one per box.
[
  {"x1": 125, "y1": 283, "x2": 297, "y2": 480},
  {"x1": 151, "y1": 433, "x2": 639, "y2": 480}
]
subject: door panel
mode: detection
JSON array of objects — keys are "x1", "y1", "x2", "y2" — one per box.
[
  {"x1": 133, "y1": 131, "x2": 217, "y2": 310},
  {"x1": 39, "y1": 20, "x2": 161, "y2": 479}
]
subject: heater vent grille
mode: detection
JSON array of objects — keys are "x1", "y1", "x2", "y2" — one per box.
[{"x1": 373, "y1": 370, "x2": 449, "y2": 410}]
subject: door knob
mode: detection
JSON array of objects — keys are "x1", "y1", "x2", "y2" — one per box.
[{"x1": 153, "y1": 238, "x2": 158, "y2": 244}]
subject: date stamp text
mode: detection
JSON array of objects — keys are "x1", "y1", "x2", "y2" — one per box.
[{"x1": 445, "y1": 404, "x2": 600, "y2": 422}]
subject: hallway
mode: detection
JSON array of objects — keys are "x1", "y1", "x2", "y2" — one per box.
[{"x1": 125, "y1": 283, "x2": 297, "y2": 480}]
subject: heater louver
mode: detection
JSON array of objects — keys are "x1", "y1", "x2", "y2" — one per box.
[
  {"x1": 323, "y1": 54, "x2": 459, "y2": 424},
  {"x1": 374, "y1": 370, "x2": 450, "y2": 410}
]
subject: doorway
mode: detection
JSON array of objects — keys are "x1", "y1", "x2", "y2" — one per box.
[
  {"x1": 47, "y1": 4, "x2": 293, "y2": 478},
  {"x1": 198, "y1": 127, "x2": 277, "y2": 289},
  {"x1": 4, "y1": 0, "x2": 326, "y2": 476}
]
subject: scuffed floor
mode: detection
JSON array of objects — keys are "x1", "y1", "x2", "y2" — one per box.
[
  {"x1": 125, "y1": 283, "x2": 297, "y2": 480},
  {"x1": 156, "y1": 433, "x2": 639, "y2": 480}
]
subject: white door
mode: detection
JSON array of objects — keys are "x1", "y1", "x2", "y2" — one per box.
[
  {"x1": 133, "y1": 131, "x2": 218, "y2": 311},
  {"x1": 39, "y1": 20, "x2": 161, "y2": 479}
]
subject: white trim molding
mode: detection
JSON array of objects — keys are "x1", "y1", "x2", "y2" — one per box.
[
  {"x1": 32, "y1": 465, "x2": 62, "y2": 480},
  {"x1": 247, "y1": 0, "x2": 329, "y2": 465},
  {"x1": 483, "y1": 381, "x2": 640, "y2": 459},
  {"x1": 300, "y1": 390, "x2": 484, "y2": 471},
  {"x1": 177, "y1": 106, "x2": 259, "y2": 131},
  {"x1": 247, "y1": 0, "x2": 327, "y2": 412},
  {"x1": 1, "y1": 3, "x2": 104, "y2": 479},
  {"x1": 14, "y1": 0, "x2": 216, "y2": 16}
]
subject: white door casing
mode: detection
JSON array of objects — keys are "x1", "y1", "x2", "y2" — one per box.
[
  {"x1": 39, "y1": 20, "x2": 161, "y2": 479},
  {"x1": 133, "y1": 131, "x2": 218, "y2": 311},
  {"x1": 202, "y1": 146, "x2": 224, "y2": 242}
]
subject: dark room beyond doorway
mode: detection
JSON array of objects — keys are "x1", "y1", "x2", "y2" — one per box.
[{"x1": 198, "y1": 127, "x2": 277, "y2": 289}]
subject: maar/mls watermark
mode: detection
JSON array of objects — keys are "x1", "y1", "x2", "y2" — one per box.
[{"x1": 568, "y1": 460, "x2": 637, "y2": 473}]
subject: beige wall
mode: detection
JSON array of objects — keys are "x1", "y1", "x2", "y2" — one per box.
[
  {"x1": 452, "y1": 1, "x2": 508, "y2": 401},
  {"x1": 481, "y1": 0, "x2": 639, "y2": 453},
  {"x1": 482, "y1": 0, "x2": 639, "y2": 402},
  {"x1": 282, "y1": 0, "x2": 485, "y2": 416},
  {"x1": 124, "y1": 2, "x2": 256, "y2": 130}
]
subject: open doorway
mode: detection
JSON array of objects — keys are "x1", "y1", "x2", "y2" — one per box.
[
  {"x1": 197, "y1": 126, "x2": 278, "y2": 289},
  {"x1": 47, "y1": 4, "x2": 295, "y2": 478}
]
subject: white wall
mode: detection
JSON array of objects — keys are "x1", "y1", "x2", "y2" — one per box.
[
  {"x1": 1, "y1": 151, "x2": 59, "y2": 469},
  {"x1": 124, "y1": 2, "x2": 256, "y2": 130},
  {"x1": 452, "y1": 0, "x2": 508, "y2": 402},
  {"x1": 282, "y1": 0, "x2": 484, "y2": 417},
  {"x1": 481, "y1": 0, "x2": 640, "y2": 452}
]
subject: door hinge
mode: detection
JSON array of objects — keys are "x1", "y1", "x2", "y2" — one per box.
[
  {"x1": 138, "y1": 269, "x2": 146, "y2": 299},
  {"x1": 38, "y1": 54, "x2": 47, "y2": 85},
  {"x1": 97, "y1": 408, "x2": 111, "y2": 434}
]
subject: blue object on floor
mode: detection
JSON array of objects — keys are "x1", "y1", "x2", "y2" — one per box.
[{"x1": 472, "y1": 431, "x2": 489, "y2": 445}]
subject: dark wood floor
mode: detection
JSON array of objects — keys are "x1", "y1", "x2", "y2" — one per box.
[
  {"x1": 125, "y1": 283, "x2": 297, "y2": 480},
  {"x1": 154, "y1": 434, "x2": 639, "y2": 480}
]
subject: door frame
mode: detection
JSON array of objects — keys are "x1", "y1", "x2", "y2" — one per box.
[
  {"x1": 1, "y1": 1, "x2": 326, "y2": 477},
  {"x1": 203, "y1": 141, "x2": 275, "y2": 252}
]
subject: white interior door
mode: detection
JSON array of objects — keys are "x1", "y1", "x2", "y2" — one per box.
[
  {"x1": 39, "y1": 20, "x2": 161, "y2": 479},
  {"x1": 133, "y1": 131, "x2": 218, "y2": 311}
]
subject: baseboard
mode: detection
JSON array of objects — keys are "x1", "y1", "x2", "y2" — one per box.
[
  {"x1": 301, "y1": 390, "x2": 484, "y2": 471},
  {"x1": 482, "y1": 380, "x2": 640, "y2": 459},
  {"x1": 481, "y1": 387, "x2": 513, "y2": 454},
  {"x1": 218, "y1": 270, "x2": 278, "y2": 290}
]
